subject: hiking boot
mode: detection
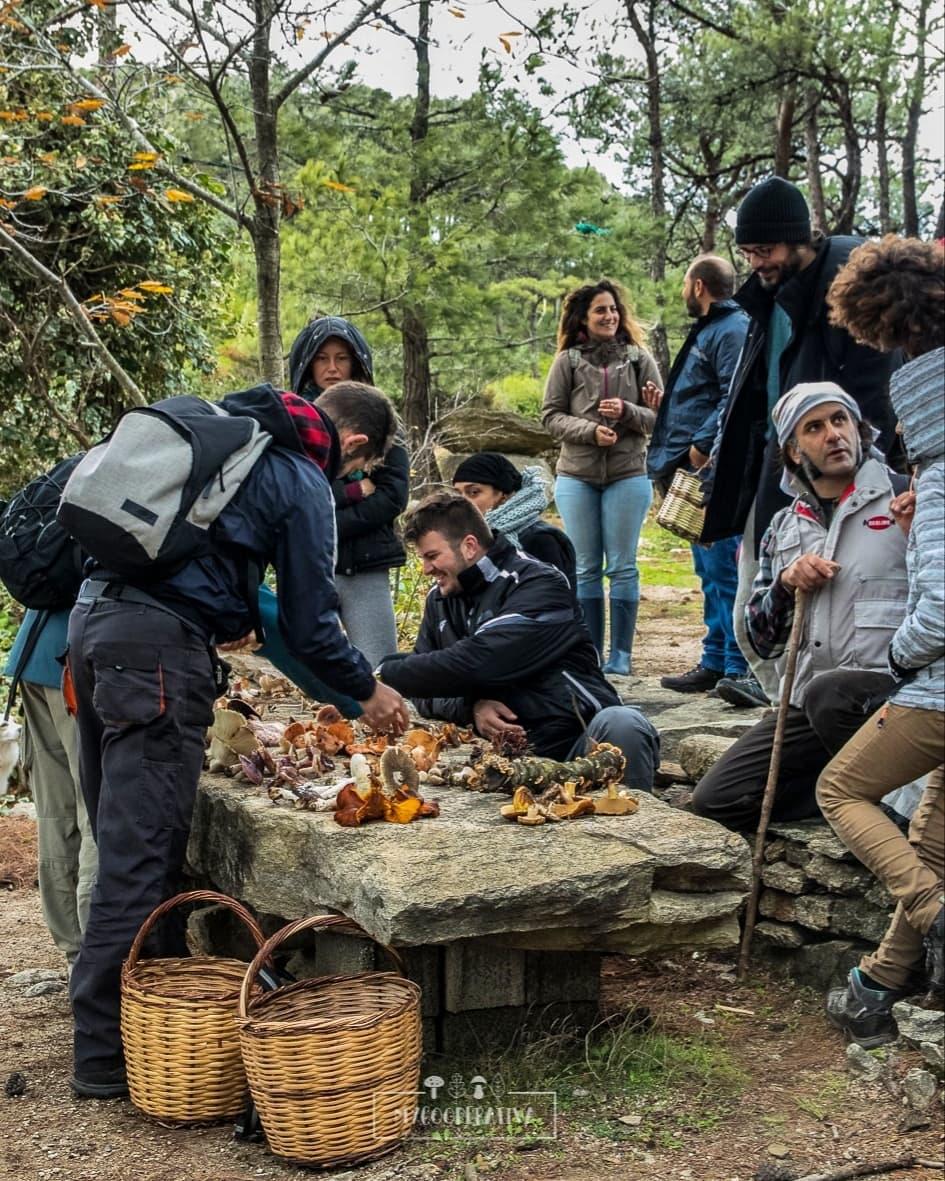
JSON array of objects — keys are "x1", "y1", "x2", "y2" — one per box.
[
  {"x1": 825, "y1": 967, "x2": 905, "y2": 1048},
  {"x1": 660, "y1": 664, "x2": 723, "y2": 693},
  {"x1": 924, "y1": 904, "x2": 945, "y2": 995},
  {"x1": 71, "y1": 1066, "x2": 128, "y2": 1100},
  {"x1": 715, "y1": 673, "x2": 769, "y2": 708}
]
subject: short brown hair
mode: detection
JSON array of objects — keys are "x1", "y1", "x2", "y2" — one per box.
[
  {"x1": 314, "y1": 380, "x2": 397, "y2": 464},
  {"x1": 688, "y1": 255, "x2": 736, "y2": 301},
  {"x1": 828, "y1": 235, "x2": 944, "y2": 358},
  {"x1": 403, "y1": 491, "x2": 493, "y2": 548}
]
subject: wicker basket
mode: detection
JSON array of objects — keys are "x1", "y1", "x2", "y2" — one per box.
[
  {"x1": 656, "y1": 467, "x2": 706, "y2": 543},
  {"x1": 121, "y1": 889, "x2": 266, "y2": 1124},
  {"x1": 237, "y1": 914, "x2": 422, "y2": 1169}
]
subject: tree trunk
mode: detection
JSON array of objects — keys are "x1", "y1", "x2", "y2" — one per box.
[
  {"x1": 774, "y1": 80, "x2": 796, "y2": 177},
  {"x1": 875, "y1": 95, "x2": 892, "y2": 233},
  {"x1": 934, "y1": 196, "x2": 945, "y2": 241},
  {"x1": 402, "y1": 0, "x2": 438, "y2": 481},
  {"x1": 832, "y1": 83, "x2": 861, "y2": 234},
  {"x1": 804, "y1": 93, "x2": 828, "y2": 234},
  {"x1": 901, "y1": 0, "x2": 929, "y2": 237},
  {"x1": 626, "y1": 0, "x2": 669, "y2": 379},
  {"x1": 250, "y1": 0, "x2": 284, "y2": 386}
]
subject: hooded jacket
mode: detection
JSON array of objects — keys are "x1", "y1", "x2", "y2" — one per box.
[
  {"x1": 701, "y1": 237, "x2": 900, "y2": 551},
  {"x1": 288, "y1": 318, "x2": 407, "y2": 576},
  {"x1": 542, "y1": 337, "x2": 662, "y2": 485},
  {"x1": 124, "y1": 383, "x2": 376, "y2": 703},
  {"x1": 377, "y1": 533, "x2": 620, "y2": 760},
  {"x1": 888, "y1": 347, "x2": 945, "y2": 711},
  {"x1": 647, "y1": 300, "x2": 749, "y2": 486}
]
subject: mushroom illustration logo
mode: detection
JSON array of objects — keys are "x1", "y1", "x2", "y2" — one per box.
[
  {"x1": 469, "y1": 1075, "x2": 487, "y2": 1101},
  {"x1": 423, "y1": 1074, "x2": 444, "y2": 1100}
]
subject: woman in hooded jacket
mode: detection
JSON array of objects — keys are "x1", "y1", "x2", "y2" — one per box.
[
  {"x1": 288, "y1": 316, "x2": 408, "y2": 666},
  {"x1": 541, "y1": 280, "x2": 662, "y2": 675}
]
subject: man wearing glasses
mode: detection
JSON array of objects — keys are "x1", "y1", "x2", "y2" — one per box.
[{"x1": 699, "y1": 176, "x2": 900, "y2": 708}]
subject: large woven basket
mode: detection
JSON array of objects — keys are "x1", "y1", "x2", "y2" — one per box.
[
  {"x1": 237, "y1": 914, "x2": 422, "y2": 1169},
  {"x1": 121, "y1": 889, "x2": 265, "y2": 1124},
  {"x1": 656, "y1": 467, "x2": 706, "y2": 543}
]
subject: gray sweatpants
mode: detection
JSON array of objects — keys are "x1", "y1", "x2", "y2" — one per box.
[
  {"x1": 335, "y1": 570, "x2": 399, "y2": 668},
  {"x1": 20, "y1": 680, "x2": 97, "y2": 964}
]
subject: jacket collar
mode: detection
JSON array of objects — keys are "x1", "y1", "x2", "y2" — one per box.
[
  {"x1": 456, "y1": 532, "x2": 516, "y2": 597},
  {"x1": 790, "y1": 457, "x2": 892, "y2": 519}
]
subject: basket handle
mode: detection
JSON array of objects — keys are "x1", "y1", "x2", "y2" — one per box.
[
  {"x1": 238, "y1": 913, "x2": 407, "y2": 1018},
  {"x1": 126, "y1": 888, "x2": 267, "y2": 973}
]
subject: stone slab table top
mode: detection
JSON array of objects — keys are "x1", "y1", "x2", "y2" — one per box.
[{"x1": 189, "y1": 773, "x2": 751, "y2": 952}]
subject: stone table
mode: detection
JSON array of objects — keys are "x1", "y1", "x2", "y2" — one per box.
[{"x1": 188, "y1": 773, "x2": 751, "y2": 1052}]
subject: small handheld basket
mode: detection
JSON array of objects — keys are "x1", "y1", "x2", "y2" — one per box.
[
  {"x1": 656, "y1": 468, "x2": 706, "y2": 543},
  {"x1": 237, "y1": 914, "x2": 422, "y2": 1169},
  {"x1": 121, "y1": 889, "x2": 266, "y2": 1124}
]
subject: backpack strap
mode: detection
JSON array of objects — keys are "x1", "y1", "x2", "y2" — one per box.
[{"x1": 3, "y1": 609, "x2": 49, "y2": 722}]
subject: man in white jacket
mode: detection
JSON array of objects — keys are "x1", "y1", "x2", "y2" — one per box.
[{"x1": 692, "y1": 383, "x2": 910, "y2": 830}]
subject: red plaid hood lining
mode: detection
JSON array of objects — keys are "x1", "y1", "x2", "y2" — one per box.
[{"x1": 279, "y1": 391, "x2": 333, "y2": 471}]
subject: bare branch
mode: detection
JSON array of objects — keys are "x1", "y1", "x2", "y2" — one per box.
[
  {"x1": 273, "y1": 0, "x2": 388, "y2": 110},
  {"x1": 0, "y1": 223, "x2": 145, "y2": 407}
]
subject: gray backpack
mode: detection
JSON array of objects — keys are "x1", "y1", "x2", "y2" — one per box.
[{"x1": 58, "y1": 395, "x2": 272, "y2": 583}]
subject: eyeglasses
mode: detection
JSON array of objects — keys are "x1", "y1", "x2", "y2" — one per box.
[{"x1": 738, "y1": 245, "x2": 777, "y2": 262}]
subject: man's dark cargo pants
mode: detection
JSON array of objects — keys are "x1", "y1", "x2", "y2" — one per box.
[{"x1": 67, "y1": 592, "x2": 216, "y2": 1077}]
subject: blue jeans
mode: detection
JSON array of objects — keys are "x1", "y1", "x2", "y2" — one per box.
[
  {"x1": 692, "y1": 537, "x2": 747, "y2": 675},
  {"x1": 555, "y1": 474, "x2": 652, "y2": 602}
]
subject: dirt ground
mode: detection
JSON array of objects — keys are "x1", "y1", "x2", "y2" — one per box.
[
  {"x1": 1, "y1": 886, "x2": 942, "y2": 1181},
  {"x1": 1, "y1": 586, "x2": 941, "y2": 1181}
]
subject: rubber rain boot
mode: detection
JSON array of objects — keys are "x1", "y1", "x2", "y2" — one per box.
[
  {"x1": 602, "y1": 599, "x2": 638, "y2": 676},
  {"x1": 578, "y1": 595, "x2": 605, "y2": 658}
]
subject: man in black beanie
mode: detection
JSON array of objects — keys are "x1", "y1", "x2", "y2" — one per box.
[{"x1": 699, "y1": 176, "x2": 900, "y2": 708}]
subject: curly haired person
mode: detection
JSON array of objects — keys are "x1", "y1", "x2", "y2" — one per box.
[{"x1": 818, "y1": 236, "x2": 945, "y2": 1047}]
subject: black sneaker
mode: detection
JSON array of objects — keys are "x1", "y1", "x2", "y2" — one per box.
[
  {"x1": 660, "y1": 664, "x2": 723, "y2": 693},
  {"x1": 925, "y1": 903, "x2": 945, "y2": 995},
  {"x1": 715, "y1": 673, "x2": 770, "y2": 708},
  {"x1": 71, "y1": 1066, "x2": 128, "y2": 1099},
  {"x1": 825, "y1": 967, "x2": 905, "y2": 1048}
]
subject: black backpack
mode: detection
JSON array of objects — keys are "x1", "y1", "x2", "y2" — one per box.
[{"x1": 0, "y1": 453, "x2": 87, "y2": 610}]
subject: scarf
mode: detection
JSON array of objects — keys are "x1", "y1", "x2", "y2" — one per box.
[
  {"x1": 279, "y1": 391, "x2": 332, "y2": 471},
  {"x1": 485, "y1": 466, "x2": 550, "y2": 547}
]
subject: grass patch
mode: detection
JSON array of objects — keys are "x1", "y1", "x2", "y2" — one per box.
[
  {"x1": 794, "y1": 1071, "x2": 848, "y2": 1121},
  {"x1": 637, "y1": 516, "x2": 701, "y2": 591},
  {"x1": 411, "y1": 1012, "x2": 748, "y2": 1163}
]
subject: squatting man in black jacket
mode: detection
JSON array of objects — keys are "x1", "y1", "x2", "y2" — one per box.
[{"x1": 377, "y1": 492, "x2": 660, "y2": 787}]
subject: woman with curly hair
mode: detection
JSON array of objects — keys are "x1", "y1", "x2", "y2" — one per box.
[
  {"x1": 818, "y1": 236, "x2": 945, "y2": 1045},
  {"x1": 541, "y1": 280, "x2": 662, "y2": 674}
]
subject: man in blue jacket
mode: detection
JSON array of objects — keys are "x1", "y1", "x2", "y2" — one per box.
[
  {"x1": 648, "y1": 255, "x2": 749, "y2": 693},
  {"x1": 66, "y1": 381, "x2": 410, "y2": 1100}
]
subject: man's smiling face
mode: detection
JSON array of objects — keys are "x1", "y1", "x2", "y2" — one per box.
[{"x1": 415, "y1": 529, "x2": 480, "y2": 596}]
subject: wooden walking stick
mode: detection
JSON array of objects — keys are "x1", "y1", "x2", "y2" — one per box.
[{"x1": 737, "y1": 588, "x2": 808, "y2": 980}]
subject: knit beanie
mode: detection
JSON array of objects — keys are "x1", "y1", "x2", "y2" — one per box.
[
  {"x1": 736, "y1": 177, "x2": 811, "y2": 245},
  {"x1": 452, "y1": 452, "x2": 522, "y2": 493}
]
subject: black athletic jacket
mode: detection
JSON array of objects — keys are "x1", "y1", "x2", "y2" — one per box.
[{"x1": 377, "y1": 534, "x2": 619, "y2": 760}]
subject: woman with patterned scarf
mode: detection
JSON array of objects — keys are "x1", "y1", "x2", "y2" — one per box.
[{"x1": 452, "y1": 452, "x2": 575, "y2": 587}]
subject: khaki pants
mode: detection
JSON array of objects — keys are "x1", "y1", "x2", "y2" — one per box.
[
  {"x1": 21, "y1": 680, "x2": 97, "y2": 963},
  {"x1": 816, "y1": 702, "x2": 945, "y2": 991}
]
